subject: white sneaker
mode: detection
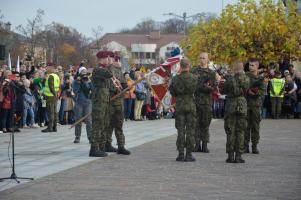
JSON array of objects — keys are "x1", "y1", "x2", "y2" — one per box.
[
  {"x1": 30, "y1": 124, "x2": 39, "y2": 128},
  {"x1": 23, "y1": 125, "x2": 29, "y2": 129}
]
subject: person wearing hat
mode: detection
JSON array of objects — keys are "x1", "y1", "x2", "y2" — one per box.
[
  {"x1": 72, "y1": 67, "x2": 93, "y2": 143},
  {"x1": 42, "y1": 67, "x2": 61, "y2": 132},
  {"x1": 104, "y1": 52, "x2": 131, "y2": 155},
  {"x1": 89, "y1": 51, "x2": 113, "y2": 157},
  {"x1": 269, "y1": 70, "x2": 285, "y2": 119}
]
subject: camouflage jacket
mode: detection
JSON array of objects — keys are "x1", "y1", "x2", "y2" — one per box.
[
  {"x1": 190, "y1": 67, "x2": 217, "y2": 105},
  {"x1": 91, "y1": 65, "x2": 113, "y2": 103},
  {"x1": 108, "y1": 64, "x2": 127, "y2": 105},
  {"x1": 169, "y1": 71, "x2": 197, "y2": 112},
  {"x1": 246, "y1": 72, "x2": 265, "y2": 108},
  {"x1": 220, "y1": 73, "x2": 249, "y2": 116}
]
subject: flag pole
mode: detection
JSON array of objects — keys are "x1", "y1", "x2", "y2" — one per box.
[
  {"x1": 8, "y1": 52, "x2": 12, "y2": 70},
  {"x1": 16, "y1": 56, "x2": 20, "y2": 72}
]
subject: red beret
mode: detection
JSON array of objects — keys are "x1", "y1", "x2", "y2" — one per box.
[
  {"x1": 114, "y1": 55, "x2": 120, "y2": 62},
  {"x1": 108, "y1": 51, "x2": 115, "y2": 58},
  {"x1": 96, "y1": 51, "x2": 109, "y2": 59}
]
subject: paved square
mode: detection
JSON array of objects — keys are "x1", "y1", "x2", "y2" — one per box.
[{"x1": 0, "y1": 119, "x2": 300, "y2": 200}]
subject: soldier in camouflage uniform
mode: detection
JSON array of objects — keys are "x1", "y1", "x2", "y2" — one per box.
[
  {"x1": 245, "y1": 58, "x2": 265, "y2": 154},
  {"x1": 89, "y1": 51, "x2": 113, "y2": 157},
  {"x1": 169, "y1": 58, "x2": 198, "y2": 162},
  {"x1": 220, "y1": 61, "x2": 249, "y2": 163},
  {"x1": 104, "y1": 53, "x2": 130, "y2": 155},
  {"x1": 191, "y1": 52, "x2": 217, "y2": 153}
]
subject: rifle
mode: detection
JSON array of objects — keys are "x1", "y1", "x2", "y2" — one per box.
[{"x1": 69, "y1": 77, "x2": 146, "y2": 129}]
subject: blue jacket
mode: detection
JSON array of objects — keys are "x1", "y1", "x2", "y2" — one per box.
[
  {"x1": 135, "y1": 80, "x2": 147, "y2": 93},
  {"x1": 23, "y1": 90, "x2": 36, "y2": 109},
  {"x1": 72, "y1": 80, "x2": 93, "y2": 105}
]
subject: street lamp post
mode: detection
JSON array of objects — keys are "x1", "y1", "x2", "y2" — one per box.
[{"x1": 163, "y1": 12, "x2": 204, "y2": 35}]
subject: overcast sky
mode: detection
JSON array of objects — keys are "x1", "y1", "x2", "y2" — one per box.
[{"x1": 1, "y1": 0, "x2": 240, "y2": 37}]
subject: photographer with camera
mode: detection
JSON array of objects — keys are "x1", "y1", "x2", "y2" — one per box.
[{"x1": 72, "y1": 67, "x2": 93, "y2": 143}]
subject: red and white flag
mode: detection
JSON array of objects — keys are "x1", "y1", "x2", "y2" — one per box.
[{"x1": 147, "y1": 55, "x2": 182, "y2": 109}]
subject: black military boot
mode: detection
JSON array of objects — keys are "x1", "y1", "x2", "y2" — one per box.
[
  {"x1": 89, "y1": 145, "x2": 108, "y2": 157},
  {"x1": 252, "y1": 144, "x2": 259, "y2": 154},
  {"x1": 244, "y1": 144, "x2": 250, "y2": 153},
  {"x1": 53, "y1": 125, "x2": 57, "y2": 132},
  {"x1": 73, "y1": 137, "x2": 80, "y2": 144},
  {"x1": 105, "y1": 143, "x2": 117, "y2": 152},
  {"x1": 235, "y1": 152, "x2": 245, "y2": 163},
  {"x1": 226, "y1": 152, "x2": 235, "y2": 163},
  {"x1": 185, "y1": 152, "x2": 196, "y2": 162},
  {"x1": 176, "y1": 152, "x2": 185, "y2": 161},
  {"x1": 117, "y1": 146, "x2": 131, "y2": 155},
  {"x1": 201, "y1": 142, "x2": 210, "y2": 153},
  {"x1": 97, "y1": 145, "x2": 108, "y2": 157},
  {"x1": 41, "y1": 128, "x2": 53, "y2": 133}
]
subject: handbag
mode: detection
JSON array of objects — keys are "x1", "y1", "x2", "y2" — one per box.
[
  {"x1": 2, "y1": 96, "x2": 12, "y2": 109},
  {"x1": 136, "y1": 92, "x2": 146, "y2": 101}
]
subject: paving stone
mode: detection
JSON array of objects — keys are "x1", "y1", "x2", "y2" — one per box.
[{"x1": 0, "y1": 119, "x2": 300, "y2": 200}]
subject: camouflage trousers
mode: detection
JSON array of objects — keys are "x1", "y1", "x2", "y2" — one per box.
[
  {"x1": 90, "y1": 100, "x2": 110, "y2": 147},
  {"x1": 195, "y1": 104, "x2": 212, "y2": 144},
  {"x1": 175, "y1": 110, "x2": 196, "y2": 153},
  {"x1": 46, "y1": 96, "x2": 58, "y2": 130},
  {"x1": 224, "y1": 112, "x2": 247, "y2": 153},
  {"x1": 245, "y1": 107, "x2": 261, "y2": 146},
  {"x1": 105, "y1": 101, "x2": 125, "y2": 147}
]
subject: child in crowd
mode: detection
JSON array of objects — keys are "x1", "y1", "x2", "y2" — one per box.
[{"x1": 23, "y1": 79, "x2": 38, "y2": 128}]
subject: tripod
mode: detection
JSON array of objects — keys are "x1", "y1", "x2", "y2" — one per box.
[{"x1": 0, "y1": 128, "x2": 34, "y2": 183}]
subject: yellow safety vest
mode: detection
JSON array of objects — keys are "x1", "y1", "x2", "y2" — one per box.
[
  {"x1": 270, "y1": 78, "x2": 285, "y2": 97},
  {"x1": 44, "y1": 73, "x2": 60, "y2": 97}
]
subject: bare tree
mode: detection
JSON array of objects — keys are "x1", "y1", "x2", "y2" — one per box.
[
  {"x1": 117, "y1": 14, "x2": 216, "y2": 34},
  {"x1": 16, "y1": 9, "x2": 44, "y2": 62},
  {"x1": 91, "y1": 25, "x2": 103, "y2": 51},
  {"x1": 0, "y1": 10, "x2": 4, "y2": 23},
  {"x1": 161, "y1": 18, "x2": 185, "y2": 34},
  {"x1": 132, "y1": 18, "x2": 158, "y2": 34}
]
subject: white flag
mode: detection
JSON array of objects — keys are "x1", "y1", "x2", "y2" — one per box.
[
  {"x1": 8, "y1": 53, "x2": 12, "y2": 70},
  {"x1": 44, "y1": 49, "x2": 47, "y2": 66},
  {"x1": 16, "y1": 56, "x2": 20, "y2": 72}
]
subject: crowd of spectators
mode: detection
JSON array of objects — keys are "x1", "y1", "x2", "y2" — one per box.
[
  {"x1": 0, "y1": 61, "x2": 299, "y2": 133},
  {"x1": 211, "y1": 63, "x2": 301, "y2": 119}
]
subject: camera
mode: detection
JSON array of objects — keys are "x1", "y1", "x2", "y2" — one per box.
[{"x1": 81, "y1": 75, "x2": 89, "y2": 82}]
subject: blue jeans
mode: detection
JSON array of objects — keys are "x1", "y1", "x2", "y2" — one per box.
[
  {"x1": 74, "y1": 101, "x2": 92, "y2": 139},
  {"x1": 59, "y1": 99, "x2": 65, "y2": 123},
  {"x1": 23, "y1": 107, "x2": 35, "y2": 126},
  {"x1": 124, "y1": 98, "x2": 133, "y2": 119}
]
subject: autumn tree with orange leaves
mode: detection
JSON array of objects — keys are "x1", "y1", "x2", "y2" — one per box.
[{"x1": 182, "y1": 0, "x2": 301, "y2": 66}]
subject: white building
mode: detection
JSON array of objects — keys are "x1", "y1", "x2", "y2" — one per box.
[{"x1": 90, "y1": 31, "x2": 184, "y2": 71}]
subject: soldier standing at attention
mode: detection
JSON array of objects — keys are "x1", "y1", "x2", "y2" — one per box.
[
  {"x1": 104, "y1": 53, "x2": 131, "y2": 155},
  {"x1": 245, "y1": 58, "x2": 265, "y2": 154},
  {"x1": 42, "y1": 67, "x2": 60, "y2": 133},
  {"x1": 169, "y1": 58, "x2": 198, "y2": 162},
  {"x1": 89, "y1": 51, "x2": 113, "y2": 157},
  {"x1": 191, "y1": 52, "x2": 217, "y2": 153},
  {"x1": 220, "y1": 61, "x2": 249, "y2": 163}
]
